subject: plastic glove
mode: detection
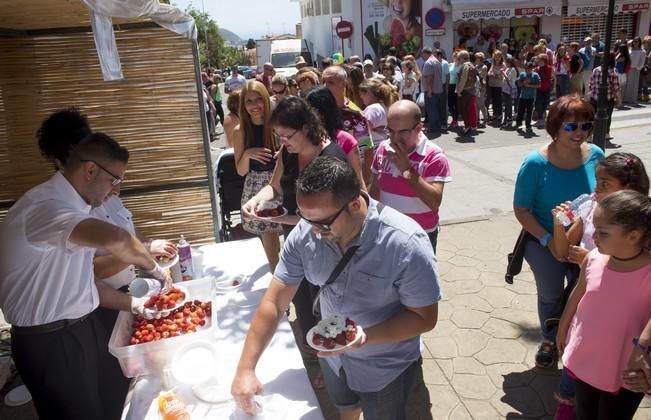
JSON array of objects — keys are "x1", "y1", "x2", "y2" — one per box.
[
  {"x1": 130, "y1": 297, "x2": 155, "y2": 320},
  {"x1": 147, "y1": 263, "x2": 172, "y2": 292},
  {"x1": 148, "y1": 239, "x2": 177, "y2": 258}
]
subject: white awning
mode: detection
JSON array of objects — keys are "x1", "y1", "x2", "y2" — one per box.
[
  {"x1": 566, "y1": 0, "x2": 650, "y2": 15},
  {"x1": 452, "y1": 0, "x2": 563, "y2": 21}
]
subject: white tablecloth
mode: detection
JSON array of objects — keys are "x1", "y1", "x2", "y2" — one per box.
[{"x1": 121, "y1": 238, "x2": 323, "y2": 419}]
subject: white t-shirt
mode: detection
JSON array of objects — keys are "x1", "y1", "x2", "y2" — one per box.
[
  {"x1": 225, "y1": 74, "x2": 247, "y2": 92},
  {"x1": 362, "y1": 103, "x2": 388, "y2": 147},
  {"x1": 402, "y1": 72, "x2": 419, "y2": 96},
  {"x1": 92, "y1": 195, "x2": 136, "y2": 289},
  {"x1": 0, "y1": 172, "x2": 99, "y2": 326}
]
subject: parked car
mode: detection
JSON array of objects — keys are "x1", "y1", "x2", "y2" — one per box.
[{"x1": 238, "y1": 66, "x2": 253, "y2": 79}]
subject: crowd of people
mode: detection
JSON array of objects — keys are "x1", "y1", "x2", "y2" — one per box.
[
  {"x1": 0, "y1": 34, "x2": 649, "y2": 420},
  {"x1": 196, "y1": 43, "x2": 650, "y2": 420}
]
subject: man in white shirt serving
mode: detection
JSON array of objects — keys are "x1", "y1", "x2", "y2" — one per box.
[{"x1": 0, "y1": 132, "x2": 170, "y2": 420}]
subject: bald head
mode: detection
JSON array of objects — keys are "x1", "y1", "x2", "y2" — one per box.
[{"x1": 388, "y1": 100, "x2": 421, "y2": 126}]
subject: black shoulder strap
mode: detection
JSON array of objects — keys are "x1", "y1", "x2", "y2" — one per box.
[{"x1": 323, "y1": 245, "x2": 359, "y2": 288}]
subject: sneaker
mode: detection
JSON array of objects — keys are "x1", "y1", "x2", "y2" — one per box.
[
  {"x1": 554, "y1": 394, "x2": 575, "y2": 420},
  {"x1": 535, "y1": 340, "x2": 558, "y2": 369}
]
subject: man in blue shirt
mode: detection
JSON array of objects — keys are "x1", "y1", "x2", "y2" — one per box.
[
  {"x1": 516, "y1": 62, "x2": 541, "y2": 133},
  {"x1": 231, "y1": 156, "x2": 441, "y2": 419}
]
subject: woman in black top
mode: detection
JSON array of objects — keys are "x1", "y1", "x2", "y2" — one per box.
[
  {"x1": 241, "y1": 96, "x2": 347, "y2": 385},
  {"x1": 233, "y1": 81, "x2": 282, "y2": 272}
]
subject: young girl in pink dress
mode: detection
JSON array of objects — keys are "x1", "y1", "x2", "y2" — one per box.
[
  {"x1": 550, "y1": 152, "x2": 649, "y2": 419},
  {"x1": 557, "y1": 190, "x2": 651, "y2": 419}
]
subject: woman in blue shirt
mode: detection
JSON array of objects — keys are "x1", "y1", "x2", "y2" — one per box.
[{"x1": 513, "y1": 95, "x2": 604, "y2": 372}]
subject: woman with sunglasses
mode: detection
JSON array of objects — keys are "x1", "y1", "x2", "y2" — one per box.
[
  {"x1": 233, "y1": 80, "x2": 283, "y2": 272},
  {"x1": 513, "y1": 94, "x2": 604, "y2": 374},
  {"x1": 270, "y1": 74, "x2": 289, "y2": 109},
  {"x1": 241, "y1": 95, "x2": 347, "y2": 388}
]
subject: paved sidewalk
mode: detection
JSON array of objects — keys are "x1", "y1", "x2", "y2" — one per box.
[{"x1": 426, "y1": 215, "x2": 651, "y2": 419}]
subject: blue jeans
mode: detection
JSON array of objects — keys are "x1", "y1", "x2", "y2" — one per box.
[
  {"x1": 318, "y1": 357, "x2": 432, "y2": 419},
  {"x1": 426, "y1": 92, "x2": 446, "y2": 131},
  {"x1": 523, "y1": 240, "x2": 578, "y2": 342},
  {"x1": 556, "y1": 74, "x2": 570, "y2": 98}
]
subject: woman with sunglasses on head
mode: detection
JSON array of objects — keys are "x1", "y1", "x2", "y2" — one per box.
[
  {"x1": 513, "y1": 94, "x2": 605, "y2": 375},
  {"x1": 233, "y1": 80, "x2": 283, "y2": 272},
  {"x1": 241, "y1": 95, "x2": 347, "y2": 388}
]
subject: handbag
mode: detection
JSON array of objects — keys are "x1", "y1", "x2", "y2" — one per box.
[
  {"x1": 505, "y1": 229, "x2": 533, "y2": 284},
  {"x1": 416, "y1": 91, "x2": 425, "y2": 108}
]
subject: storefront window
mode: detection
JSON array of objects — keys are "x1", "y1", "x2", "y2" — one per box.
[
  {"x1": 322, "y1": 0, "x2": 330, "y2": 15},
  {"x1": 453, "y1": 17, "x2": 539, "y2": 53},
  {"x1": 560, "y1": 7, "x2": 636, "y2": 45}
]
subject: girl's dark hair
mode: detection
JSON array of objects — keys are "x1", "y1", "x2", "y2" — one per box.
[
  {"x1": 599, "y1": 190, "x2": 651, "y2": 249},
  {"x1": 305, "y1": 86, "x2": 343, "y2": 140},
  {"x1": 37, "y1": 108, "x2": 92, "y2": 167},
  {"x1": 269, "y1": 96, "x2": 325, "y2": 146},
  {"x1": 597, "y1": 152, "x2": 650, "y2": 195}
]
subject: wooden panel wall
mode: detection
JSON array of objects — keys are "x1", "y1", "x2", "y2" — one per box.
[{"x1": 0, "y1": 27, "x2": 216, "y2": 244}]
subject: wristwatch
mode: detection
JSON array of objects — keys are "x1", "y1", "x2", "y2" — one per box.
[{"x1": 402, "y1": 167, "x2": 417, "y2": 182}]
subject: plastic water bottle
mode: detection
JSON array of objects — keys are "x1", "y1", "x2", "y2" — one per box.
[
  {"x1": 555, "y1": 194, "x2": 592, "y2": 227},
  {"x1": 177, "y1": 235, "x2": 193, "y2": 282}
]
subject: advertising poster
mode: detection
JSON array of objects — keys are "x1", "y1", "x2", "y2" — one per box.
[{"x1": 362, "y1": 0, "x2": 423, "y2": 59}]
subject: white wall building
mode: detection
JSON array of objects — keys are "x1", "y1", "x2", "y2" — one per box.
[{"x1": 299, "y1": 0, "x2": 650, "y2": 61}]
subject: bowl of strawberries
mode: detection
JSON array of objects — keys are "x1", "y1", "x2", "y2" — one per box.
[
  {"x1": 307, "y1": 315, "x2": 362, "y2": 352},
  {"x1": 255, "y1": 201, "x2": 287, "y2": 220}
]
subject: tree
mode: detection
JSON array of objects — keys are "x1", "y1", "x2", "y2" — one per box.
[
  {"x1": 185, "y1": 5, "x2": 252, "y2": 69},
  {"x1": 246, "y1": 38, "x2": 256, "y2": 50},
  {"x1": 186, "y1": 6, "x2": 222, "y2": 68}
]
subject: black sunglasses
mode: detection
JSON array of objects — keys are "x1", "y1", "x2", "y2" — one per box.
[
  {"x1": 562, "y1": 121, "x2": 593, "y2": 132},
  {"x1": 296, "y1": 201, "x2": 350, "y2": 232}
]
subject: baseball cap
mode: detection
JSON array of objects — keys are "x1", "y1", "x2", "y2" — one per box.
[{"x1": 363, "y1": 59, "x2": 373, "y2": 67}]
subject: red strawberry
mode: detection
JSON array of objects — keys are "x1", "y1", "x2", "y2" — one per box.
[
  {"x1": 269, "y1": 209, "x2": 279, "y2": 217},
  {"x1": 323, "y1": 338, "x2": 336, "y2": 349},
  {"x1": 345, "y1": 328, "x2": 357, "y2": 342},
  {"x1": 312, "y1": 334, "x2": 324, "y2": 346},
  {"x1": 334, "y1": 333, "x2": 347, "y2": 346},
  {"x1": 345, "y1": 318, "x2": 356, "y2": 328}
]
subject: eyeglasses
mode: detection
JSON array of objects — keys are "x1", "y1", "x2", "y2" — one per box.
[
  {"x1": 272, "y1": 87, "x2": 286, "y2": 95},
  {"x1": 384, "y1": 123, "x2": 420, "y2": 138},
  {"x1": 80, "y1": 159, "x2": 123, "y2": 186},
  {"x1": 273, "y1": 129, "x2": 299, "y2": 141},
  {"x1": 296, "y1": 201, "x2": 350, "y2": 232},
  {"x1": 561, "y1": 121, "x2": 594, "y2": 132}
]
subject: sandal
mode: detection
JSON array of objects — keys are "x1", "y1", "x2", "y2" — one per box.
[{"x1": 535, "y1": 340, "x2": 558, "y2": 369}]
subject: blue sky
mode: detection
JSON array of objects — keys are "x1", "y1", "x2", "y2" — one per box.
[{"x1": 173, "y1": 0, "x2": 302, "y2": 40}]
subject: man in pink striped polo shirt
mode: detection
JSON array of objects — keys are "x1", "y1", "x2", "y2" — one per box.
[{"x1": 370, "y1": 100, "x2": 452, "y2": 253}]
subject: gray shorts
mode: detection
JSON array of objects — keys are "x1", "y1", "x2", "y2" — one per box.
[{"x1": 318, "y1": 357, "x2": 432, "y2": 420}]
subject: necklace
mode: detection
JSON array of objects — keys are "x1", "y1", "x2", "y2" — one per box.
[{"x1": 611, "y1": 249, "x2": 645, "y2": 262}]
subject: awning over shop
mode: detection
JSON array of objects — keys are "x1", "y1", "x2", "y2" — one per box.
[
  {"x1": 452, "y1": 0, "x2": 563, "y2": 21},
  {"x1": 566, "y1": 0, "x2": 650, "y2": 15}
]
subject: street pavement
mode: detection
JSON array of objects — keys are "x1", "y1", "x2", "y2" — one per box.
[{"x1": 1, "y1": 105, "x2": 650, "y2": 419}]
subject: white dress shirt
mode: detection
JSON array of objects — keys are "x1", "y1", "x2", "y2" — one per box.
[
  {"x1": 92, "y1": 195, "x2": 136, "y2": 289},
  {"x1": 0, "y1": 172, "x2": 99, "y2": 326}
]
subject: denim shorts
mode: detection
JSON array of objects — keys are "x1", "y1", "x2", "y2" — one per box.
[{"x1": 318, "y1": 357, "x2": 432, "y2": 420}]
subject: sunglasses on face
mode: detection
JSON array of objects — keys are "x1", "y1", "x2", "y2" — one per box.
[
  {"x1": 296, "y1": 201, "x2": 350, "y2": 232},
  {"x1": 272, "y1": 87, "x2": 286, "y2": 95},
  {"x1": 562, "y1": 121, "x2": 593, "y2": 132}
]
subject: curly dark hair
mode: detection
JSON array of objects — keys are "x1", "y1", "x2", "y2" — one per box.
[
  {"x1": 269, "y1": 96, "x2": 325, "y2": 146},
  {"x1": 305, "y1": 86, "x2": 343, "y2": 140},
  {"x1": 37, "y1": 108, "x2": 92, "y2": 167}
]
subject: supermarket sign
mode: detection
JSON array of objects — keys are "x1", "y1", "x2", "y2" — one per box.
[
  {"x1": 568, "y1": 1, "x2": 650, "y2": 15},
  {"x1": 453, "y1": 5, "x2": 561, "y2": 20}
]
